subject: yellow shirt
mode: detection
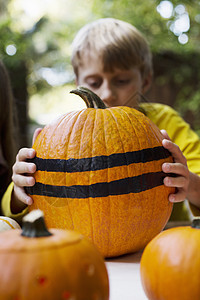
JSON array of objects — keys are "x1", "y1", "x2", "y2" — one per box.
[
  {"x1": 2, "y1": 103, "x2": 200, "y2": 222},
  {"x1": 141, "y1": 103, "x2": 200, "y2": 176},
  {"x1": 141, "y1": 103, "x2": 200, "y2": 220}
]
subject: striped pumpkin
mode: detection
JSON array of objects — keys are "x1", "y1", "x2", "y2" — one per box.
[{"x1": 27, "y1": 87, "x2": 174, "y2": 257}]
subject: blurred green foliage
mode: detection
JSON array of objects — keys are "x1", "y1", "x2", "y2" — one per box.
[
  {"x1": 92, "y1": 0, "x2": 200, "y2": 52},
  {"x1": 0, "y1": 0, "x2": 200, "y2": 134}
]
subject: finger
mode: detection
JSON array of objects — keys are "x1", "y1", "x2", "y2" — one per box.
[
  {"x1": 32, "y1": 128, "x2": 42, "y2": 145},
  {"x1": 13, "y1": 161, "x2": 36, "y2": 175},
  {"x1": 163, "y1": 175, "x2": 188, "y2": 189},
  {"x1": 162, "y1": 162, "x2": 189, "y2": 177},
  {"x1": 16, "y1": 148, "x2": 36, "y2": 162},
  {"x1": 168, "y1": 189, "x2": 186, "y2": 203},
  {"x1": 14, "y1": 186, "x2": 33, "y2": 205},
  {"x1": 12, "y1": 173, "x2": 35, "y2": 187},
  {"x1": 162, "y1": 139, "x2": 187, "y2": 165}
]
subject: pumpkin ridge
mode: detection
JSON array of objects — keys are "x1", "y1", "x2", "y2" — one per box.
[
  {"x1": 43, "y1": 135, "x2": 66, "y2": 209},
  {"x1": 88, "y1": 109, "x2": 97, "y2": 244},
  {"x1": 67, "y1": 109, "x2": 90, "y2": 232},
  {"x1": 137, "y1": 112, "x2": 172, "y2": 239},
  {"x1": 64, "y1": 115, "x2": 71, "y2": 230},
  {"x1": 118, "y1": 108, "x2": 163, "y2": 241},
  {"x1": 122, "y1": 107, "x2": 145, "y2": 237},
  {"x1": 136, "y1": 111, "x2": 162, "y2": 242},
  {"x1": 107, "y1": 108, "x2": 132, "y2": 242},
  {"x1": 60, "y1": 113, "x2": 80, "y2": 230},
  {"x1": 46, "y1": 113, "x2": 73, "y2": 157},
  {"x1": 138, "y1": 113, "x2": 153, "y2": 243},
  {"x1": 107, "y1": 108, "x2": 129, "y2": 171},
  {"x1": 63, "y1": 110, "x2": 86, "y2": 230},
  {"x1": 102, "y1": 109, "x2": 111, "y2": 255},
  {"x1": 39, "y1": 117, "x2": 67, "y2": 209},
  {"x1": 73, "y1": 108, "x2": 97, "y2": 242},
  {"x1": 119, "y1": 109, "x2": 134, "y2": 231},
  {"x1": 66, "y1": 109, "x2": 87, "y2": 159}
]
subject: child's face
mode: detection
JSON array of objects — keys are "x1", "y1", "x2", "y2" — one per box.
[{"x1": 76, "y1": 54, "x2": 151, "y2": 108}]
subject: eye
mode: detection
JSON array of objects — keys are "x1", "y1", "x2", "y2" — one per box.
[
  {"x1": 115, "y1": 78, "x2": 130, "y2": 86},
  {"x1": 86, "y1": 78, "x2": 102, "y2": 89},
  {"x1": 89, "y1": 82, "x2": 100, "y2": 89}
]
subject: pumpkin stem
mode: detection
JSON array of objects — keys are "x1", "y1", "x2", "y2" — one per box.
[
  {"x1": 191, "y1": 217, "x2": 200, "y2": 229},
  {"x1": 21, "y1": 210, "x2": 52, "y2": 238},
  {"x1": 70, "y1": 86, "x2": 107, "y2": 109}
]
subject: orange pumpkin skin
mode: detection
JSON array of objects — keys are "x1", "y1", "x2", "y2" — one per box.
[
  {"x1": 27, "y1": 89, "x2": 174, "y2": 257},
  {"x1": 140, "y1": 223, "x2": 200, "y2": 300},
  {"x1": 0, "y1": 217, "x2": 109, "y2": 299}
]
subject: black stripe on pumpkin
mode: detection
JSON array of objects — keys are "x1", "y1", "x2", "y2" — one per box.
[
  {"x1": 29, "y1": 146, "x2": 170, "y2": 173},
  {"x1": 26, "y1": 171, "x2": 166, "y2": 198}
]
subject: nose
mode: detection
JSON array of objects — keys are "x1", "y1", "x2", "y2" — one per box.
[{"x1": 99, "y1": 82, "x2": 116, "y2": 107}]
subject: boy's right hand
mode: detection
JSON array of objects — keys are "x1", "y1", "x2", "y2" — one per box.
[
  {"x1": 12, "y1": 148, "x2": 36, "y2": 205},
  {"x1": 11, "y1": 128, "x2": 42, "y2": 207}
]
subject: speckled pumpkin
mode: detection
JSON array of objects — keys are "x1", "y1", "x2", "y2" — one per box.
[
  {"x1": 0, "y1": 210, "x2": 109, "y2": 300},
  {"x1": 140, "y1": 218, "x2": 200, "y2": 300},
  {"x1": 27, "y1": 87, "x2": 174, "y2": 257}
]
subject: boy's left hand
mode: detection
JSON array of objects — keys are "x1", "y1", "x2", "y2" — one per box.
[{"x1": 161, "y1": 129, "x2": 189, "y2": 203}]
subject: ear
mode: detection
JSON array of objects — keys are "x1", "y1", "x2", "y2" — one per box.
[{"x1": 142, "y1": 72, "x2": 152, "y2": 94}]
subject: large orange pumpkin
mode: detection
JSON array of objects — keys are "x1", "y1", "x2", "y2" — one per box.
[
  {"x1": 0, "y1": 209, "x2": 109, "y2": 300},
  {"x1": 27, "y1": 87, "x2": 174, "y2": 257},
  {"x1": 140, "y1": 218, "x2": 200, "y2": 300}
]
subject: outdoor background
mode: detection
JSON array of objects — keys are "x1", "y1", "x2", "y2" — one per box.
[{"x1": 0, "y1": 0, "x2": 200, "y2": 148}]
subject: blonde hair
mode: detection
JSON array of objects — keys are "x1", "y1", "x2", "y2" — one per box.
[{"x1": 71, "y1": 18, "x2": 153, "y2": 79}]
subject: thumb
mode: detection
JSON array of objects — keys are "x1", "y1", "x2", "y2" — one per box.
[
  {"x1": 160, "y1": 129, "x2": 171, "y2": 141},
  {"x1": 32, "y1": 128, "x2": 42, "y2": 145}
]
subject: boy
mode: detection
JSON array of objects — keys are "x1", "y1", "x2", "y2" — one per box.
[{"x1": 2, "y1": 18, "x2": 200, "y2": 221}]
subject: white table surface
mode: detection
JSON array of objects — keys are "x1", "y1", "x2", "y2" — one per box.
[
  {"x1": 105, "y1": 221, "x2": 191, "y2": 300},
  {"x1": 105, "y1": 251, "x2": 148, "y2": 300}
]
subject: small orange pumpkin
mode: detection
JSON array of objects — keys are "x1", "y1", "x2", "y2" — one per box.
[
  {"x1": 140, "y1": 218, "x2": 200, "y2": 300},
  {"x1": 27, "y1": 87, "x2": 174, "y2": 257},
  {"x1": 0, "y1": 210, "x2": 109, "y2": 300}
]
